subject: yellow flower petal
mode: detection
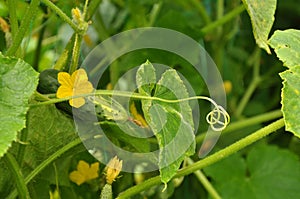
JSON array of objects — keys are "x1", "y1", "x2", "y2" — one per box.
[
  {"x1": 56, "y1": 86, "x2": 73, "y2": 98},
  {"x1": 87, "y1": 162, "x2": 99, "y2": 179},
  {"x1": 69, "y1": 171, "x2": 85, "y2": 186},
  {"x1": 72, "y1": 68, "x2": 88, "y2": 85},
  {"x1": 69, "y1": 160, "x2": 99, "y2": 185},
  {"x1": 73, "y1": 81, "x2": 94, "y2": 95},
  {"x1": 57, "y1": 72, "x2": 73, "y2": 88},
  {"x1": 69, "y1": 98, "x2": 85, "y2": 108},
  {"x1": 77, "y1": 160, "x2": 89, "y2": 171},
  {"x1": 56, "y1": 69, "x2": 93, "y2": 108}
]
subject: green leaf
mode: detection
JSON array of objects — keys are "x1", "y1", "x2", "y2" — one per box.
[
  {"x1": 101, "y1": 121, "x2": 151, "y2": 153},
  {"x1": 268, "y1": 29, "x2": 300, "y2": 68},
  {"x1": 137, "y1": 61, "x2": 195, "y2": 184},
  {"x1": 0, "y1": 54, "x2": 39, "y2": 158},
  {"x1": 242, "y1": 0, "x2": 277, "y2": 54},
  {"x1": 280, "y1": 66, "x2": 300, "y2": 138},
  {"x1": 268, "y1": 29, "x2": 300, "y2": 137},
  {"x1": 204, "y1": 145, "x2": 300, "y2": 199},
  {"x1": 22, "y1": 105, "x2": 77, "y2": 173}
]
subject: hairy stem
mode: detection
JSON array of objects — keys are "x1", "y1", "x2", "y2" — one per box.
[
  {"x1": 41, "y1": 0, "x2": 80, "y2": 33},
  {"x1": 69, "y1": 34, "x2": 83, "y2": 74},
  {"x1": 117, "y1": 118, "x2": 284, "y2": 198},
  {"x1": 5, "y1": 153, "x2": 31, "y2": 199}
]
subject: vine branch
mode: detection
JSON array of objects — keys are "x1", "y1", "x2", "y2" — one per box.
[
  {"x1": 31, "y1": 89, "x2": 230, "y2": 131},
  {"x1": 5, "y1": 153, "x2": 31, "y2": 199},
  {"x1": 117, "y1": 118, "x2": 285, "y2": 198}
]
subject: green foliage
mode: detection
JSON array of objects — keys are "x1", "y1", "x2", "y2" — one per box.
[
  {"x1": 204, "y1": 145, "x2": 300, "y2": 199},
  {"x1": 269, "y1": 29, "x2": 300, "y2": 68},
  {"x1": 137, "y1": 61, "x2": 195, "y2": 184},
  {"x1": 0, "y1": 54, "x2": 38, "y2": 158},
  {"x1": 0, "y1": 1, "x2": 8, "y2": 17},
  {"x1": 269, "y1": 29, "x2": 300, "y2": 138},
  {"x1": 22, "y1": 105, "x2": 77, "y2": 172},
  {"x1": 242, "y1": 0, "x2": 277, "y2": 54},
  {"x1": 280, "y1": 67, "x2": 300, "y2": 138},
  {"x1": 1, "y1": 0, "x2": 300, "y2": 198}
]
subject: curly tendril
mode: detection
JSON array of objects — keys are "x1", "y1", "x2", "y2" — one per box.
[
  {"x1": 206, "y1": 104, "x2": 230, "y2": 131},
  {"x1": 34, "y1": 90, "x2": 231, "y2": 131}
]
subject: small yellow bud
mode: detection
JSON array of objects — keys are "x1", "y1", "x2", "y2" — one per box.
[
  {"x1": 72, "y1": 8, "x2": 83, "y2": 24},
  {"x1": 106, "y1": 156, "x2": 123, "y2": 184},
  {"x1": 223, "y1": 80, "x2": 232, "y2": 94}
]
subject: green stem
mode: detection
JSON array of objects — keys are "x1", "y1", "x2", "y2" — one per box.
[
  {"x1": 40, "y1": 0, "x2": 80, "y2": 33},
  {"x1": 190, "y1": 0, "x2": 211, "y2": 24},
  {"x1": 196, "y1": 109, "x2": 282, "y2": 143},
  {"x1": 109, "y1": 61, "x2": 119, "y2": 87},
  {"x1": 31, "y1": 89, "x2": 226, "y2": 106},
  {"x1": 235, "y1": 48, "x2": 261, "y2": 117},
  {"x1": 93, "y1": 10, "x2": 110, "y2": 41},
  {"x1": 53, "y1": 34, "x2": 76, "y2": 71},
  {"x1": 117, "y1": 118, "x2": 285, "y2": 198},
  {"x1": 33, "y1": 17, "x2": 47, "y2": 70},
  {"x1": 7, "y1": 138, "x2": 82, "y2": 199},
  {"x1": 216, "y1": 0, "x2": 224, "y2": 36},
  {"x1": 7, "y1": 0, "x2": 18, "y2": 40},
  {"x1": 201, "y1": 4, "x2": 245, "y2": 35},
  {"x1": 69, "y1": 34, "x2": 83, "y2": 74},
  {"x1": 16, "y1": 128, "x2": 29, "y2": 165},
  {"x1": 187, "y1": 158, "x2": 221, "y2": 199},
  {"x1": 5, "y1": 153, "x2": 31, "y2": 199},
  {"x1": 217, "y1": 0, "x2": 224, "y2": 21},
  {"x1": 86, "y1": 0, "x2": 102, "y2": 21},
  {"x1": 5, "y1": 0, "x2": 40, "y2": 56},
  {"x1": 148, "y1": 3, "x2": 162, "y2": 26}
]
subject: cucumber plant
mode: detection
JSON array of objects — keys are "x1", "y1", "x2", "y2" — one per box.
[{"x1": 0, "y1": 0, "x2": 300, "y2": 198}]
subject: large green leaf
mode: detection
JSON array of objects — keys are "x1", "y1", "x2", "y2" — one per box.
[
  {"x1": 269, "y1": 29, "x2": 300, "y2": 68},
  {"x1": 242, "y1": 0, "x2": 277, "y2": 54},
  {"x1": 204, "y1": 145, "x2": 300, "y2": 199},
  {"x1": 269, "y1": 29, "x2": 300, "y2": 137},
  {"x1": 0, "y1": 54, "x2": 38, "y2": 158},
  {"x1": 280, "y1": 66, "x2": 300, "y2": 138},
  {"x1": 137, "y1": 61, "x2": 195, "y2": 184},
  {"x1": 22, "y1": 105, "x2": 77, "y2": 173}
]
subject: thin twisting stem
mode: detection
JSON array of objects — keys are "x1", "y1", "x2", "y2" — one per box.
[{"x1": 31, "y1": 90, "x2": 230, "y2": 131}]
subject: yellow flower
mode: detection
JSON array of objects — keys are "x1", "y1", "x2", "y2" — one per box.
[
  {"x1": 69, "y1": 160, "x2": 99, "y2": 186},
  {"x1": 56, "y1": 69, "x2": 94, "y2": 108},
  {"x1": 72, "y1": 8, "x2": 83, "y2": 24},
  {"x1": 106, "y1": 156, "x2": 123, "y2": 184}
]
